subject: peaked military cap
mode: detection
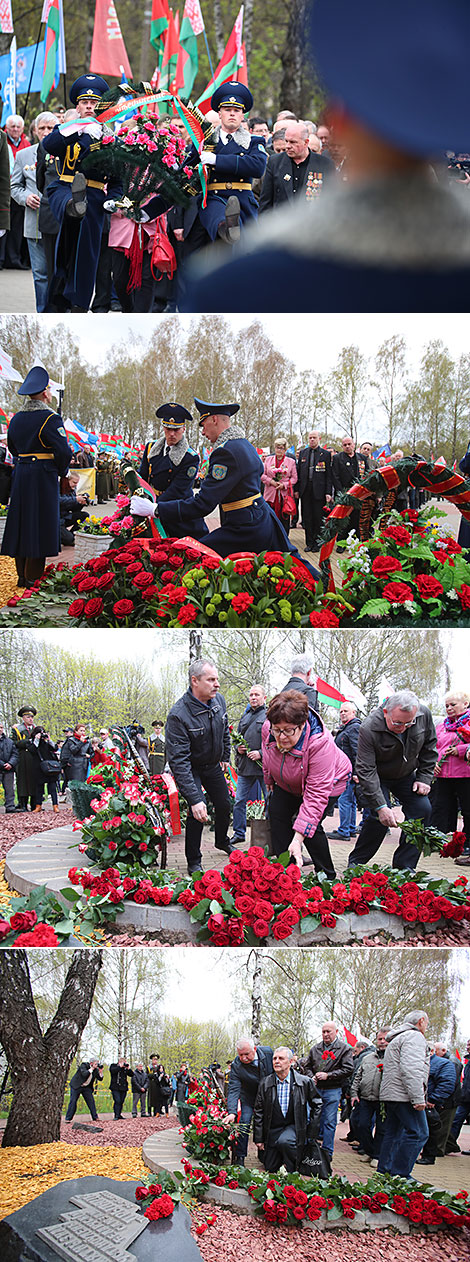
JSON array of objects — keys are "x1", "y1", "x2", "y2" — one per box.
[
  {"x1": 155, "y1": 402, "x2": 193, "y2": 427},
  {"x1": 194, "y1": 397, "x2": 240, "y2": 425},
  {"x1": 18, "y1": 366, "x2": 50, "y2": 396},
  {"x1": 69, "y1": 75, "x2": 109, "y2": 107},
  {"x1": 211, "y1": 82, "x2": 253, "y2": 113},
  {"x1": 18, "y1": 705, "x2": 38, "y2": 717}
]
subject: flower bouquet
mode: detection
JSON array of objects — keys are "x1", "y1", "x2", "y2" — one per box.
[
  {"x1": 76, "y1": 782, "x2": 169, "y2": 869},
  {"x1": 183, "y1": 1104, "x2": 239, "y2": 1165},
  {"x1": 135, "y1": 1172, "x2": 180, "y2": 1220}
]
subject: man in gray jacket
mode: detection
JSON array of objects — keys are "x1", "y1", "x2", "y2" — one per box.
[
  {"x1": 350, "y1": 1028, "x2": 389, "y2": 1162},
  {"x1": 348, "y1": 690, "x2": 436, "y2": 870},
  {"x1": 131, "y1": 1062, "x2": 149, "y2": 1117},
  {"x1": 377, "y1": 1010, "x2": 430, "y2": 1177},
  {"x1": 10, "y1": 112, "x2": 57, "y2": 311},
  {"x1": 165, "y1": 658, "x2": 233, "y2": 874}
]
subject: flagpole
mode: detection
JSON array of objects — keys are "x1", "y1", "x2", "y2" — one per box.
[
  {"x1": 22, "y1": 14, "x2": 44, "y2": 120},
  {"x1": 202, "y1": 30, "x2": 214, "y2": 77}
]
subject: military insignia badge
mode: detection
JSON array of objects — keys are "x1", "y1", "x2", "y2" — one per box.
[
  {"x1": 284, "y1": 174, "x2": 291, "y2": 181},
  {"x1": 57, "y1": 427, "x2": 67, "y2": 436},
  {"x1": 187, "y1": 466, "x2": 197, "y2": 477},
  {"x1": 212, "y1": 464, "x2": 228, "y2": 480}
]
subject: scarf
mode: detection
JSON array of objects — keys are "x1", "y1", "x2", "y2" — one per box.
[{"x1": 444, "y1": 708, "x2": 470, "y2": 731}]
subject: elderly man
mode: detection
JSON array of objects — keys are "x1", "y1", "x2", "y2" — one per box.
[
  {"x1": 165, "y1": 658, "x2": 233, "y2": 875},
  {"x1": 0, "y1": 721, "x2": 18, "y2": 813},
  {"x1": 416, "y1": 1042, "x2": 460, "y2": 1165},
  {"x1": 138, "y1": 402, "x2": 207, "y2": 541},
  {"x1": 377, "y1": 1010, "x2": 430, "y2": 1177},
  {"x1": 332, "y1": 436, "x2": 367, "y2": 498},
  {"x1": 299, "y1": 1022, "x2": 354, "y2": 1160},
  {"x1": 10, "y1": 112, "x2": 57, "y2": 311},
  {"x1": 233, "y1": 685, "x2": 268, "y2": 845},
  {"x1": 2, "y1": 114, "x2": 30, "y2": 269},
  {"x1": 281, "y1": 654, "x2": 318, "y2": 708},
  {"x1": 253, "y1": 1046, "x2": 322, "y2": 1172},
  {"x1": 348, "y1": 689, "x2": 437, "y2": 870},
  {"x1": 131, "y1": 1062, "x2": 149, "y2": 1117},
  {"x1": 328, "y1": 700, "x2": 361, "y2": 841},
  {"x1": 226, "y1": 1036, "x2": 274, "y2": 1166},
  {"x1": 65, "y1": 1057, "x2": 103, "y2": 1122},
  {"x1": 296, "y1": 429, "x2": 332, "y2": 552},
  {"x1": 259, "y1": 121, "x2": 334, "y2": 213},
  {"x1": 350, "y1": 1028, "x2": 390, "y2": 1163},
  {"x1": 1, "y1": 365, "x2": 73, "y2": 586}
]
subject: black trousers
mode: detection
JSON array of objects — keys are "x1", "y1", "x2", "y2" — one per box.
[
  {"x1": 112, "y1": 248, "x2": 156, "y2": 313},
  {"x1": 185, "y1": 763, "x2": 231, "y2": 868},
  {"x1": 300, "y1": 492, "x2": 326, "y2": 549},
  {"x1": 268, "y1": 783, "x2": 336, "y2": 878},
  {"x1": 66, "y1": 1085, "x2": 98, "y2": 1121},
  {"x1": 348, "y1": 773, "x2": 431, "y2": 870},
  {"x1": 430, "y1": 777, "x2": 470, "y2": 849},
  {"x1": 111, "y1": 1087, "x2": 127, "y2": 1118},
  {"x1": 263, "y1": 1123, "x2": 297, "y2": 1172}
]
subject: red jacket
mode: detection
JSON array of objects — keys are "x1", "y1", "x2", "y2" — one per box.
[{"x1": 261, "y1": 712, "x2": 351, "y2": 837}]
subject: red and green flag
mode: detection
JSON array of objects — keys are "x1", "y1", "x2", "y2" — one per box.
[
  {"x1": 158, "y1": 9, "x2": 180, "y2": 93},
  {"x1": 178, "y1": 0, "x2": 204, "y2": 99},
  {"x1": 150, "y1": 0, "x2": 170, "y2": 66},
  {"x1": 343, "y1": 1027, "x2": 358, "y2": 1047},
  {"x1": 40, "y1": 0, "x2": 65, "y2": 102},
  {"x1": 315, "y1": 677, "x2": 345, "y2": 709},
  {"x1": 196, "y1": 4, "x2": 245, "y2": 114}
]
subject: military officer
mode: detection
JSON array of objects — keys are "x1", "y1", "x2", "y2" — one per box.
[
  {"x1": 199, "y1": 82, "x2": 267, "y2": 243},
  {"x1": 11, "y1": 705, "x2": 38, "y2": 812},
  {"x1": 130, "y1": 397, "x2": 320, "y2": 573},
  {"x1": 1, "y1": 366, "x2": 73, "y2": 586},
  {"x1": 297, "y1": 430, "x2": 333, "y2": 551},
  {"x1": 139, "y1": 403, "x2": 208, "y2": 541},
  {"x1": 149, "y1": 721, "x2": 165, "y2": 776},
  {"x1": 42, "y1": 74, "x2": 121, "y2": 311}
]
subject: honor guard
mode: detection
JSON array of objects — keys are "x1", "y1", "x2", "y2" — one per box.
[
  {"x1": 42, "y1": 75, "x2": 121, "y2": 311},
  {"x1": 139, "y1": 402, "x2": 208, "y2": 542},
  {"x1": 131, "y1": 397, "x2": 320, "y2": 574},
  {"x1": 1, "y1": 366, "x2": 73, "y2": 586},
  {"x1": 198, "y1": 83, "x2": 267, "y2": 243}
]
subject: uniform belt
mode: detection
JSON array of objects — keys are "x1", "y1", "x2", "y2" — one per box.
[
  {"x1": 208, "y1": 181, "x2": 252, "y2": 191},
  {"x1": 222, "y1": 494, "x2": 261, "y2": 512},
  {"x1": 60, "y1": 175, "x2": 105, "y2": 190},
  {"x1": 17, "y1": 452, "x2": 54, "y2": 460}
]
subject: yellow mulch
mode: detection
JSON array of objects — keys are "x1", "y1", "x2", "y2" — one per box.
[
  {"x1": 0, "y1": 1143, "x2": 149, "y2": 1220},
  {"x1": 0, "y1": 860, "x2": 15, "y2": 917},
  {"x1": 0, "y1": 555, "x2": 22, "y2": 607}
]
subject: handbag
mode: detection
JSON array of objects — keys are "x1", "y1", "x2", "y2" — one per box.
[
  {"x1": 298, "y1": 1138, "x2": 332, "y2": 1179},
  {"x1": 151, "y1": 215, "x2": 177, "y2": 281},
  {"x1": 282, "y1": 480, "x2": 297, "y2": 518},
  {"x1": 39, "y1": 758, "x2": 61, "y2": 779}
]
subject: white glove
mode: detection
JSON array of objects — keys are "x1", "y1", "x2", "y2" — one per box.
[
  {"x1": 130, "y1": 495, "x2": 155, "y2": 518},
  {"x1": 201, "y1": 150, "x2": 216, "y2": 164},
  {"x1": 84, "y1": 121, "x2": 103, "y2": 140},
  {"x1": 0, "y1": 229, "x2": 5, "y2": 238}
]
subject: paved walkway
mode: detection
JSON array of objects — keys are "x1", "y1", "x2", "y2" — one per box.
[
  {"x1": 143, "y1": 1117, "x2": 470, "y2": 1196},
  {"x1": 0, "y1": 266, "x2": 35, "y2": 311}
]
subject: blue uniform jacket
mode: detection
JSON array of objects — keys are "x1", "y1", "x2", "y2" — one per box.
[
  {"x1": 199, "y1": 132, "x2": 267, "y2": 240},
  {"x1": 139, "y1": 442, "x2": 208, "y2": 541},
  {"x1": 427, "y1": 1054, "x2": 459, "y2": 1106},
  {"x1": 42, "y1": 125, "x2": 121, "y2": 310},
  {"x1": 2, "y1": 406, "x2": 72, "y2": 558}
]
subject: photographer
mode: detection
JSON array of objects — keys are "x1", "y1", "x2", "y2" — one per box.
[
  {"x1": 60, "y1": 724, "x2": 93, "y2": 785},
  {"x1": 65, "y1": 1058, "x2": 103, "y2": 1123},
  {"x1": 108, "y1": 1056, "x2": 132, "y2": 1120},
  {"x1": 28, "y1": 725, "x2": 60, "y2": 813},
  {"x1": 59, "y1": 470, "x2": 90, "y2": 547}
]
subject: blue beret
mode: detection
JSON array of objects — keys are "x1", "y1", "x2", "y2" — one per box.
[{"x1": 69, "y1": 75, "x2": 109, "y2": 107}]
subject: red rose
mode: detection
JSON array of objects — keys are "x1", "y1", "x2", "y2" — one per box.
[
  {"x1": 138, "y1": 842, "x2": 148, "y2": 852},
  {"x1": 272, "y1": 918, "x2": 294, "y2": 940},
  {"x1": 231, "y1": 593, "x2": 255, "y2": 614},
  {"x1": 84, "y1": 597, "x2": 104, "y2": 619},
  {"x1": 77, "y1": 575, "x2": 97, "y2": 592},
  {"x1": 68, "y1": 598, "x2": 86, "y2": 618},
  {"x1": 113, "y1": 599, "x2": 134, "y2": 619},
  {"x1": 133, "y1": 889, "x2": 149, "y2": 903},
  {"x1": 371, "y1": 555, "x2": 403, "y2": 577},
  {"x1": 382, "y1": 581, "x2": 414, "y2": 604},
  {"x1": 252, "y1": 918, "x2": 270, "y2": 938},
  {"x1": 458, "y1": 584, "x2": 470, "y2": 611},
  {"x1": 381, "y1": 525, "x2": 411, "y2": 545},
  {"x1": 95, "y1": 573, "x2": 115, "y2": 591},
  {"x1": 10, "y1": 910, "x2": 38, "y2": 932},
  {"x1": 309, "y1": 610, "x2": 339, "y2": 627}
]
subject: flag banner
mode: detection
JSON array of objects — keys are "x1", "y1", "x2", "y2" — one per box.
[
  {"x1": 150, "y1": 0, "x2": 170, "y2": 62},
  {"x1": 372, "y1": 442, "x2": 392, "y2": 460},
  {"x1": 339, "y1": 671, "x2": 367, "y2": 712},
  {"x1": 0, "y1": 0, "x2": 13, "y2": 33},
  {"x1": 76, "y1": 467, "x2": 96, "y2": 501},
  {"x1": 179, "y1": 0, "x2": 204, "y2": 98},
  {"x1": 315, "y1": 676, "x2": 345, "y2": 709},
  {"x1": 90, "y1": 0, "x2": 132, "y2": 78},
  {"x1": 16, "y1": 40, "x2": 47, "y2": 94},
  {"x1": 343, "y1": 1027, "x2": 358, "y2": 1047},
  {"x1": 158, "y1": 9, "x2": 180, "y2": 93},
  {"x1": 0, "y1": 347, "x2": 22, "y2": 381},
  {"x1": 196, "y1": 4, "x2": 245, "y2": 113},
  {"x1": 378, "y1": 674, "x2": 394, "y2": 704},
  {"x1": 1, "y1": 35, "x2": 16, "y2": 125},
  {"x1": 41, "y1": 0, "x2": 66, "y2": 68},
  {"x1": 40, "y1": 0, "x2": 60, "y2": 102}
]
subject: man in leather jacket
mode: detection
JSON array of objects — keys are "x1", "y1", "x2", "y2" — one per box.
[
  {"x1": 253, "y1": 1046, "x2": 322, "y2": 1172},
  {"x1": 299, "y1": 1022, "x2": 354, "y2": 1159}
]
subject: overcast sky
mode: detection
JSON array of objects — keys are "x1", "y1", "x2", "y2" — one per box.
[{"x1": 34, "y1": 312, "x2": 470, "y2": 378}]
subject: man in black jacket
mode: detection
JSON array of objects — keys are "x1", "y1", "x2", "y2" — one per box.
[
  {"x1": 226, "y1": 1037, "x2": 273, "y2": 1166},
  {"x1": 299, "y1": 1022, "x2": 354, "y2": 1159},
  {"x1": 233, "y1": 685, "x2": 267, "y2": 844},
  {"x1": 108, "y1": 1056, "x2": 132, "y2": 1119},
  {"x1": 259, "y1": 122, "x2": 334, "y2": 214},
  {"x1": 328, "y1": 701, "x2": 361, "y2": 840},
  {"x1": 348, "y1": 690, "x2": 437, "y2": 870},
  {"x1": 296, "y1": 430, "x2": 333, "y2": 551},
  {"x1": 0, "y1": 722, "x2": 18, "y2": 812},
  {"x1": 332, "y1": 437, "x2": 367, "y2": 535},
  {"x1": 165, "y1": 658, "x2": 233, "y2": 874},
  {"x1": 282, "y1": 655, "x2": 318, "y2": 709},
  {"x1": 253, "y1": 1046, "x2": 322, "y2": 1172},
  {"x1": 448, "y1": 1037, "x2": 470, "y2": 1152},
  {"x1": 65, "y1": 1058, "x2": 103, "y2": 1122}
]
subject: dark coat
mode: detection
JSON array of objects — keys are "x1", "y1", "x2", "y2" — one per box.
[
  {"x1": 199, "y1": 131, "x2": 267, "y2": 240},
  {"x1": 458, "y1": 1057, "x2": 470, "y2": 1103},
  {"x1": 235, "y1": 704, "x2": 267, "y2": 778},
  {"x1": 458, "y1": 447, "x2": 470, "y2": 551},
  {"x1": 2, "y1": 404, "x2": 72, "y2": 558},
  {"x1": 28, "y1": 734, "x2": 60, "y2": 787},
  {"x1": 109, "y1": 1062, "x2": 132, "y2": 1092},
  {"x1": 427, "y1": 1054, "x2": 459, "y2": 1108},
  {"x1": 131, "y1": 1067, "x2": 149, "y2": 1092},
  {"x1": 165, "y1": 689, "x2": 230, "y2": 805},
  {"x1": 175, "y1": 1069, "x2": 190, "y2": 1101},
  {"x1": 35, "y1": 143, "x2": 60, "y2": 235},
  {"x1": 60, "y1": 735, "x2": 93, "y2": 782},
  {"x1": 226, "y1": 1045, "x2": 273, "y2": 1113},
  {"x1": 139, "y1": 440, "x2": 208, "y2": 543},
  {"x1": 297, "y1": 444, "x2": 332, "y2": 500},
  {"x1": 281, "y1": 675, "x2": 318, "y2": 711},
  {"x1": 259, "y1": 150, "x2": 334, "y2": 213},
  {"x1": 10, "y1": 722, "x2": 37, "y2": 797},
  {"x1": 332, "y1": 450, "x2": 367, "y2": 494},
  {"x1": 69, "y1": 1062, "x2": 102, "y2": 1092},
  {"x1": 299, "y1": 1037, "x2": 354, "y2": 1088},
  {"x1": 0, "y1": 130, "x2": 10, "y2": 232},
  {"x1": 355, "y1": 702, "x2": 437, "y2": 811},
  {"x1": 253, "y1": 1068, "x2": 322, "y2": 1163},
  {"x1": 335, "y1": 716, "x2": 361, "y2": 770},
  {"x1": 42, "y1": 125, "x2": 121, "y2": 310},
  {"x1": 0, "y1": 733, "x2": 18, "y2": 772}
]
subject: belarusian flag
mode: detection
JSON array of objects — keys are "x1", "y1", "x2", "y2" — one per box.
[
  {"x1": 315, "y1": 677, "x2": 345, "y2": 709},
  {"x1": 177, "y1": 0, "x2": 204, "y2": 99},
  {"x1": 196, "y1": 4, "x2": 244, "y2": 114},
  {"x1": 150, "y1": 0, "x2": 170, "y2": 64},
  {"x1": 40, "y1": 0, "x2": 60, "y2": 102},
  {"x1": 343, "y1": 1027, "x2": 358, "y2": 1047},
  {"x1": 158, "y1": 9, "x2": 180, "y2": 93}
]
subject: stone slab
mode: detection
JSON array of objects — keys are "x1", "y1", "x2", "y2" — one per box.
[
  {"x1": 71, "y1": 1122, "x2": 104, "y2": 1133},
  {"x1": 0, "y1": 1177, "x2": 203, "y2": 1262}
]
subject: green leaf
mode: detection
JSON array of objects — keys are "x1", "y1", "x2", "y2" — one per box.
[
  {"x1": 54, "y1": 919, "x2": 75, "y2": 936},
  {"x1": 327, "y1": 1203, "x2": 343, "y2": 1221},
  {"x1": 59, "y1": 887, "x2": 80, "y2": 903},
  {"x1": 189, "y1": 898, "x2": 211, "y2": 923},
  {"x1": 356, "y1": 598, "x2": 391, "y2": 619},
  {"x1": 300, "y1": 914, "x2": 320, "y2": 934},
  {"x1": 209, "y1": 899, "x2": 222, "y2": 914}
]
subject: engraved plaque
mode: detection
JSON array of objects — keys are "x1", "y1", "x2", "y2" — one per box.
[
  {"x1": 36, "y1": 1190, "x2": 148, "y2": 1262},
  {"x1": 36, "y1": 1221, "x2": 134, "y2": 1262}
]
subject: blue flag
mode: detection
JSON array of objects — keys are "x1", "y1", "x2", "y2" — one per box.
[
  {"x1": 372, "y1": 442, "x2": 392, "y2": 460},
  {"x1": 0, "y1": 40, "x2": 58, "y2": 122}
]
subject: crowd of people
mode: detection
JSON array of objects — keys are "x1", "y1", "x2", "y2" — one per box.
[{"x1": 63, "y1": 1023, "x2": 470, "y2": 1182}]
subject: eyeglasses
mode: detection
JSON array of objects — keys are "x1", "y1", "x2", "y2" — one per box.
[
  {"x1": 272, "y1": 725, "x2": 300, "y2": 737},
  {"x1": 389, "y1": 718, "x2": 416, "y2": 729}
]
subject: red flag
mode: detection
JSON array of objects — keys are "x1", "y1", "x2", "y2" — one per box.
[
  {"x1": 90, "y1": 0, "x2": 132, "y2": 77},
  {"x1": 343, "y1": 1027, "x2": 357, "y2": 1047},
  {"x1": 196, "y1": 5, "x2": 245, "y2": 113},
  {"x1": 455, "y1": 1048, "x2": 462, "y2": 1061}
]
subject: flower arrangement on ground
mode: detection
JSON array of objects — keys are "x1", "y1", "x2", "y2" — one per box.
[
  {"x1": 0, "y1": 885, "x2": 72, "y2": 946},
  {"x1": 76, "y1": 782, "x2": 169, "y2": 869},
  {"x1": 182, "y1": 1102, "x2": 239, "y2": 1165},
  {"x1": 134, "y1": 1170, "x2": 180, "y2": 1219}
]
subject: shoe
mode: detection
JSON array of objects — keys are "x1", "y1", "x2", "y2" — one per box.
[
  {"x1": 217, "y1": 195, "x2": 240, "y2": 244},
  {"x1": 455, "y1": 854, "x2": 470, "y2": 866},
  {"x1": 5, "y1": 808, "x2": 16, "y2": 813},
  {"x1": 64, "y1": 1118, "x2": 71, "y2": 1123},
  {"x1": 415, "y1": 1156, "x2": 435, "y2": 1165},
  {"x1": 34, "y1": 805, "x2": 42, "y2": 812},
  {"x1": 360, "y1": 1154, "x2": 374, "y2": 1162},
  {"x1": 66, "y1": 172, "x2": 87, "y2": 218},
  {"x1": 369, "y1": 1158, "x2": 378, "y2": 1168},
  {"x1": 214, "y1": 839, "x2": 235, "y2": 855},
  {"x1": 304, "y1": 547, "x2": 312, "y2": 553},
  {"x1": 327, "y1": 830, "x2": 350, "y2": 840},
  {"x1": 53, "y1": 804, "x2": 59, "y2": 813},
  {"x1": 188, "y1": 865, "x2": 204, "y2": 876},
  {"x1": 231, "y1": 835, "x2": 246, "y2": 845}
]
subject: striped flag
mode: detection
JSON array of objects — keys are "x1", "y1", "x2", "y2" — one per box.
[
  {"x1": 178, "y1": 0, "x2": 204, "y2": 99},
  {"x1": 196, "y1": 5, "x2": 245, "y2": 114},
  {"x1": 0, "y1": 0, "x2": 13, "y2": 33},
  {"x1": 158, "y1": 9, "x2": 180, "y2": 93},
  {"x1": 40, "y1": 0, "x2": 66, "y2": 103},
  {"x1": 315, "y1": 677, "x2": 344, "y2": 709},
  {"x1": 150, "y1": 0, "x2": 170, "y2": 65}
]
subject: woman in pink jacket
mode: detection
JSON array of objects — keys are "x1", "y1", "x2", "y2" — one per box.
[
  {"x1": 261, "y1": 690, "x2": 352, "y2": 878},
  {"x1": 261, "y1": 438, "x2": 297, "y2": 533},
  {"x1": 431, "y1": 689, "x2": 470, "y2": 862}
]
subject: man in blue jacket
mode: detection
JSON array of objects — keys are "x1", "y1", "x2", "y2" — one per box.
[
  {"x1": 0, "y1": 722, "x2": 18, "y2": 812},
  {"x1": 417, "y1": 1043, "x2": 460, "y2": 1165},
  {"x1": 226, "y1": 1036, "x2": 273, "y2": 1166},
  {"x1": 198, "y1": 82, "x2": 267, "y2": 244}
]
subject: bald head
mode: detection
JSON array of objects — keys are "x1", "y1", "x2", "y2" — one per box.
[{"x1": 322, "y1": 1022, "x2": 338, "y2": 1045}]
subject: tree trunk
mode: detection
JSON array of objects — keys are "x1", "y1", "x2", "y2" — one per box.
[
  {"x1": 250, "y1": 950, "x2": 263, "y2": 1042},
  {"x1": 212, "y1": 0, "x2": 225, "y2": 61},
  {"x1": 0, "y1": 950, "x2": 102, "y2": 1148},
  {"x1": 279, "y1": 0, "x2": 309, "y2": 115}
]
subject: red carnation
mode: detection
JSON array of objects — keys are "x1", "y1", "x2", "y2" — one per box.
[
  {"x1": 381, "y1": 525, "x2": 412, "y2": 545},
  {"x1": 12, "y1": 923, "x2": 59, "y2": 945},
  {"x1": 113, "y1": 599, "x2": 134, "y2": 619},
  {"x1": 458, "y1": 584, "x2": 470, "y2": 611},
  {"x1": 309, "y1": 610, "x2": 339, "y2": 627},
  {"x1": 382, "y1": 581, "x2": 414, "y2": 604},
  {"x1": 177, "y1": 603, "x2": 198, "y2": 625},
  {"x1": 414, "y1": 573, "x2": 444, "y2": 599},
  {"x1": 371, "y1": 555, "x2": 403, "y2": 577},
  {"x1": 263, "y1": 551, "x2": 285, "y2": 565},
  {"x1": 231, "y1": 593, "x2": 255, "y2": 614},
  {"x1": 233, "y1": 558, "x2": 254, "y2": 574}
]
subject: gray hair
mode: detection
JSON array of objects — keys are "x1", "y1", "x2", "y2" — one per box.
[
  {"x1": 5, "y1": 114, "x2": 23, "y2": 127},
  {"x1": 188, "y1": 657, "x2": 216, "y2": 685},
  {"x1": 236, "y1": 1035, "x2": 255, "y2": 1051},
  {"x1": 34, "y1": 111, "x2": 58, "y2": 128},
  {"x1": 384, "y1": 690, "x2": 420, "y2": 713},
  {"x1": 273, "y1": 1046, "x2": 293, "y2": 1059},
  {"x1": 445, "y1": 689, "x2": 470, "y2": 706},
  {"x1": 403, "y1": 1010, "x2": 428, "y2": 1027},
  {"x1": 290, "y1": 654, "x2": 314, "y2": 677}
]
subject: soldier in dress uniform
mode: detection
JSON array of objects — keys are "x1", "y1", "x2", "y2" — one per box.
[
  {"x1": 42, "y1": 74, "x2": 121, "y2": 311},
  {"x1": 139, "y1": 402, "x2": 208, "y2": 541},
  {"x1": 149, "y1": 721, "x2": 165, "y2": 776},
  {"x1": 11, "y1": 705, "x2": 38, "y2": 812},
  {"x1": 130, "y1": 398, "x2": 320, "y2": 574},
  {"x1": 1, "y1": 366, "x2": 73, "y2": 586},
  {"x1": 297, "y1": 430, "x2": 333, "y2": 551},
  {"x1": 198, "y1": 82, "x2": 267, "y2": 243}
]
